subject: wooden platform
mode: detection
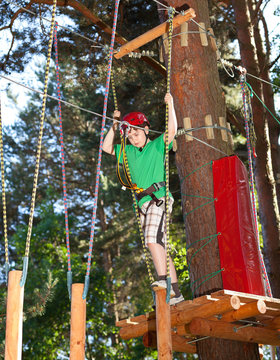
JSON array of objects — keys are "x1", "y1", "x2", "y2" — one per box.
[{"x1": 116, "y1": 290, "x2": 280, "y2": 353}]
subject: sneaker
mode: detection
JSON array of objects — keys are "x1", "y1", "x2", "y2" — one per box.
[
  {"x1": 170, "y1": 294, "x2": 184, "y2": 306},
  {"x1": 151, "y1": 280, "x2": 175, "y2": 297}
]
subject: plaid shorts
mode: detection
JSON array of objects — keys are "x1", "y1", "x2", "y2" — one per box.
[{"x1": 139, "y1": 197, "x2": 173, "y2": 247}]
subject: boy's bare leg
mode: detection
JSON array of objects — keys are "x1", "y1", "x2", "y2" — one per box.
[{"x1": 147, "y1": 243, "x2": 178, "y2": 283}]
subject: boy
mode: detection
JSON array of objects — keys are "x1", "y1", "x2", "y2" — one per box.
[{"x1": 103, "y1": 93, "x2": 184, "y2": 305}]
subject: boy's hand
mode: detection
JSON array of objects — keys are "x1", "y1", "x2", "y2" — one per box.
[
  {"x1": 113, "y1": 110, "x2": 121, "y2": 119},
  {"x1": 113, "y1": 110, "x2": 121, "y2": 131},
  {"x1": 164, "y1": 93, "x2": 174, "y2": 106}
]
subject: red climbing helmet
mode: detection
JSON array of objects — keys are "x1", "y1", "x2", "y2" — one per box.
[
  {"x1": 122, "y1": 112, "x2": 150, "y2": 127},
  {"x1": 120, "y1": 112, "x2": 150, "y2": 135}
]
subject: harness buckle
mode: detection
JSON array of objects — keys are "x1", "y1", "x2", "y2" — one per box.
[
  {"x1": 152, "y1": 182, "x2": 161, "y2": 191},
  {"x1": 151, "y1": 193, "x2": 164, "y2": 207}
]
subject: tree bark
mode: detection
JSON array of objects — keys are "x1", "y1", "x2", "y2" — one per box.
[
  {"x1": 160, "y1": 0, "x2": 261, "y2": 358},
  {"x1": 231, "y1": 0, "x2": 280, "y2": 299}
]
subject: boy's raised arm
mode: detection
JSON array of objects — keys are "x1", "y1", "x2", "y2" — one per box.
[
  {"x1": 164, "y1": 93, "x2": 178, "y2": 144},
  {"x1": 102, "y1": 110, "x2": 120, "y2": 155}
]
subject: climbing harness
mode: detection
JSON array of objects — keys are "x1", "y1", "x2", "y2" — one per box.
[{"x1": 240, "y1": 72, "x2": 272, "y2": 297}]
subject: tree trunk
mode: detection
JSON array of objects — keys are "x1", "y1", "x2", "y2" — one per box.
[
  {"x1": 231, "y1": 0, "x2": 280, "y2": 298},
  {"x1": 160, "y1": 0, "x2": 260, "y2": 358}
]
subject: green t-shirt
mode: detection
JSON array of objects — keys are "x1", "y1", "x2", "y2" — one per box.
[{"x1": 114, "y1": 134, "x2": 173, "y2": 208}]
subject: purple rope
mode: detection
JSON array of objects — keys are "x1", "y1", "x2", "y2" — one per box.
[
  {"x1": 85, "y1": 0, "x2": 120, "y2": 278},
  {"x1": 240, "y1": 79, "x2": 272, "y2": 297},
  {"x1": 54, "y1": 23, "x2": 71, "y2": 273}
]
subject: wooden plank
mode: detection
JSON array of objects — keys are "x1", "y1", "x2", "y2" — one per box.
[
  {"x1": 219, "y1": 117, "x2": 228, "y2": 141},
  {"x1": 155, "y1": 288, "x2": 172, "y2": 359},
  {"x1": 207, "y1": 28, "x2": 217, "y2": 51},
  {"x1": 205, "y1": 114, "x2": 214, "y2": 139},
  {"x1": 189, "y1": 317, "x2": 280, "y2": 346},
  {"x1": 114, "y1": 8, "x2": 196, "y2": 59},
  {"x1": 199, "y1": 22, "x2": 208, "y2": 46},
  {"x1": 183, "y1": 117, "x2": 193, "y2": 142},
  {"x1": 116, "y1": 314, "x2": 152, "y2": 328},
  {"x1": 5, "y1": 270, "x2": 24, "y2": 360},
  {"x1": 180, "y1": 22, "x2": 188, "y2": 47},
  {"x1": 211, "y1": 289, "x2": 280, "y2": 307}
]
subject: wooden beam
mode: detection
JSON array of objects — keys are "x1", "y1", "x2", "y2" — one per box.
[
  {"x1": 70, "y1": 284, "x2": 86, "y2": 360},
  {"x1": 265, "y1": 316, "x2": 280, "y2": 330},
  {"x1": 143, "y1": 331, "x2": 196, "y2": 353},
  {"x1": 189, "y1": 317, "x2": 280, "y2": 346},
  {"x1": 119, "y1": 296, "x2": 240, "y2": 340},
  {"x1": 218, "y1": 300, "x2": 266, "y2": 322},
  {"x1": 33, "y1": 0, "x2": 167, "y2": 76},
  {"x1": 175, "y1": 295, "x2": 240, "y2": 325},
  {"x1": 155, "y1": 288, "x2": 172, "y2": 359},
  {"x1": 5, "y1": 270, "x2": 24, "y2": 360},
  {"x1": 114, "y1": 8, "x2": 196, "y2": 59},
  {"x1": 211, "y1": 289, "x2": 280, "y2": 309}
]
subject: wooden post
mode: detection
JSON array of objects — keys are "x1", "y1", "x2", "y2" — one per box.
[
  {"x1": 5, "y1": 270, "x2": 24, "y2": 360},
  {"x1": 70, "y1": 284, "x2": 86, "y2": 360},
  {"x1": 114, "y1": 9, "x2": 196, "y2": 59},
  {"x1": 155, "y1": 288, "x2": 172, "y2": 359}
]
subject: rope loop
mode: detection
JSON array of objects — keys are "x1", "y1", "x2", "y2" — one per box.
[
  {"x1": 82, "y1": 0, "x2": 121, "y2": 300},
  {"x1": 20, "y1": 0, "x2": 57, "y2": 287},
  {"x1": 53, "y1": 21, "x2": 72, "y2": 299}
]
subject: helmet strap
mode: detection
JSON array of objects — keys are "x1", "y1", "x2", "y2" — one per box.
[{"x1": 139, "y1": 130, "x2": 149, "y2": 152}]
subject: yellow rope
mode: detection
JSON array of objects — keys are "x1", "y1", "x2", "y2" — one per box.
[
  {"x1": 110, "y1": 66, "x2": 118, "y2": 111},
  {"x1": 165, "y1": 7, "x2": 175, "y2": 283},
  {"x1": 111, "y1": 68, "x2": 154, "y2": 283},
  {"x1": 0, "y1": 98, "x2": 9, "y2": 266},
  {"x1": 122, "y1": 139, "x2": 155, "y2": 284},
  {"x1": 20, "y1": 0, "x2": 57, "y2": 287}
]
